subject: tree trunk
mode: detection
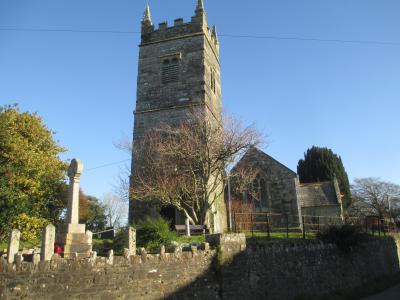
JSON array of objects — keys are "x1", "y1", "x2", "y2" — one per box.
[{"x1": 185, "y1": 217, "x2": 191, "y2": 237}]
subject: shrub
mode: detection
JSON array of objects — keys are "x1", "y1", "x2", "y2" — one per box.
[
  {"x1": 316, "y1": 224, "x2": 367, "y2": 252},
  {"x1": 11, "y1": 213, "x2": 50, "y2": 241},
  {"x1": 136, "y1": 217, "x2": 177, "y2": 251}
]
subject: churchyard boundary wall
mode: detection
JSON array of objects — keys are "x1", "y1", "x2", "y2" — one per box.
[{"x1": 1, "y1": 233, "x2": 399, "y2": 300}]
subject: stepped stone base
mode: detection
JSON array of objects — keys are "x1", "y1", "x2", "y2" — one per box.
[
  {"x1": 56, "y1": 224, "x2": 92, "y2": 258},
  {"x1": 58, "y1": 224, "x2": 86, "y2": 234}
]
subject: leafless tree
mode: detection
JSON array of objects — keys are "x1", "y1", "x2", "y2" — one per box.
[
  {"x1": 102, "y1": 192, "x2": 128, "y2": 228},
  {"x1": 128, "y1": 112, "x2": 263, "y2": 226},
  {"x1": 114, "y1": 164, "x2": 131, "y2": 203},
  {"x1": 351, "y1": 178, "x2": 400, "y2": 219}
]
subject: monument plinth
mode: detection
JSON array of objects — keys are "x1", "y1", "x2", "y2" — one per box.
[{"x1": 56, "y1": 159, "x2": 92, "y2": 258}]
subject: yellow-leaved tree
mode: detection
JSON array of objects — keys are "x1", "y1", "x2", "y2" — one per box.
[{"x1": 0, "y1": 104, "x2": 68, "y2": 240}]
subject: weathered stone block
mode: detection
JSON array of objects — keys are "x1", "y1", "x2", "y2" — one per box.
[
  {"x1": 63, "y1": 243, "x2": 92, "y2": 259},
  {"x1": 56, "y1": 231, "x2": 92, "y2": 258},
  {"x1": 32, "y1": 251, "x2": 40, "y2": 265},
  {"x1": 160, "y1": 245, "x2": 166, "y2": 256},
  {"x1": 107, "y1": 250, "x2": 114, "y2": 265},
  {"x1": 57, "y1": 224, "x2": 86, "y2": 235},
  {"x1": 7, "y1": 229, "x2": 20, "y2": 264},
  {"x1": 15, "y1": 253, "x2": 23, "y2": 271},
  {"x1": 125, "y1": 226, "x2": 136, "y2": 256},
  {"x1": 41, "y1": 224, "x2": 55, "y2": 261}
]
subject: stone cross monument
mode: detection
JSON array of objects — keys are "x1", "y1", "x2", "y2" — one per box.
[{"x1": 56, "y1": 159, "x2": 92, "y2": 258}]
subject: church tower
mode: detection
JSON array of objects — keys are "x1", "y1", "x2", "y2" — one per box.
[{"x1": 129, "y1": 1, "x2": 224, "y2": 231}]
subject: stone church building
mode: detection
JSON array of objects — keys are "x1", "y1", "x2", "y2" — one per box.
[
  {"x1": 129, "y1": 1, "x2": 343, "y2": 233},
  {"x1": 233, "y1": 147, "x2": 344, "y2": 226}
]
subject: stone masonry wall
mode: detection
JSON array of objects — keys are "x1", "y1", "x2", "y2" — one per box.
[
  {"x1": 221, "y1": 237, "x2": 400, "y2": 300},
  {"x1": 1, "y1": 235, "x2": 399, "y2": 300},
  {"x1": 233, "y1": 147, "x2": 302, "y2": 227},
  {"x1": 0, "y1": 250, "x2": 218, "y2": 300}
]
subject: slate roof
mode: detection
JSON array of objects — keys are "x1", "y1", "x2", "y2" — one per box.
[{"x1": 298, "y1": 181, "x2": 340, "y2": 207}]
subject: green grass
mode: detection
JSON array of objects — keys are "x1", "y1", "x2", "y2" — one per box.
[
  {"x1": 367, "y1": 231, "x2": 394, "y2": 237},
  {"x1": 245, "y1": 231, "x2": 316, "y2": 240},
  {"x1": 175, "y1": 235, "x2": 205, "y2": 244},
  {"x1": 0, "y1": 240, "x2": 40, "y2": 252},
  {"x1": 92, "y1": 238, "x2": 113, "y2": 246}
]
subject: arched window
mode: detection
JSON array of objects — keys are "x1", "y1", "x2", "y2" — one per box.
[
  {"x1": 253, "y1": 178, "x2": 261, "y2": 209},
  {"x1": 260, "y1": 178, "x2": 268, "y2": 210}
]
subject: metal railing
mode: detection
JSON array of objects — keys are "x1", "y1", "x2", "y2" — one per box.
[{"x1": 233, "y1": 212, "x2": 398, "y2": 239}]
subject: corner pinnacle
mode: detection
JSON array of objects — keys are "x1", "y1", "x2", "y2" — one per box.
[
  {"x1": 143, "y1": 4, "x2": 152, "y2": 24},
  {"x1": 196, "y1": 0, "x2": 204, "y2": 12}
]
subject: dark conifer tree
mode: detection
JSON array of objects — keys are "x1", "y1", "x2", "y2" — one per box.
[{"x1": 297, "y1": 146, "x2": 352, "y2": 209}]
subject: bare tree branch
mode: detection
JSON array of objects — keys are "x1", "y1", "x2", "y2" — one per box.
[
  {"x1": 129, "y1": 111, "x2": 263, "y2": 225},
  {"x1": 350, "y1": 177, "x2": 400, "y2": 219}
]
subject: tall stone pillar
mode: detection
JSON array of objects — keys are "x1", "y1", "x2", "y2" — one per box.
[
  {"x1": 56, "y1": 159, "x2": 92, "y2": 258},
  {"x1": 67, "y1": 159, "x2": 82, "y2": 224}
]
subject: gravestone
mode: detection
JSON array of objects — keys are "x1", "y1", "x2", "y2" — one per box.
[
  {"x1": 56, "y1": 159, "x2": 92, "y2": 258},
  {"x1": 90, "y1": 251, "x2": 97, "y2": 261},
  {"x1": 125, "y1": 227, "x2": 136, "y2": 256},
  {"x1": 41, "y1": 224, "x2": 55, "y2": 261},
  {"x1": 32, "y1": 249, "x2": 40, "y2": 265},
  {"x1": 203, "y1": 242, "x2": 210, "y2": 251},
  {"x1": 107, "y1": 250, "x2": 114, "y2": 265},
  {"x1": 7, "y1": 229, "x2": 20, "y2": 264},
  {"x1": 89, "y1": 251, "x2": 97, "y2": 265},
  {"x1": 123, "y1": 248, "x2": 130, "y2": 259},
  {"x1": 160, "y1": 245, "x2": 166, "y2": 256},
  {"x1": 15, "y1": 253, "x2": 23, "y2": 270}
]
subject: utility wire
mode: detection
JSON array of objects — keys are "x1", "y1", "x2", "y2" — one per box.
[
  {"x1": 1, "y1": 27, "x2": 399, "y2": 47},
  {"x1": 219, "y1": 33, "x2": 400, "y2": 47},
  {"x1": 0, "y1": 27, "x2": 139, "y2": 35},
  {"x1": 85, "y1": 159, "x2": 130, "y2": 172}
]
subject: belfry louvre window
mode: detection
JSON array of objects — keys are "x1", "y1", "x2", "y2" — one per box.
[{"x1": 162, "y1": 58, "x2": 179, "y2": 84}]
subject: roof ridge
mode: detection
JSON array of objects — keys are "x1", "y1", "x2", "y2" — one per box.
[
  {"x1": 250, "y1": 147, "x2": 297, "y2": 176},
  {"x1": 300, "y1": 180, "x2": 334, "y2": 187}
]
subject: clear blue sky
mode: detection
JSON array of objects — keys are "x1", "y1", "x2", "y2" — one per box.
[{"x1": 1, "y1": 0, "x2": 399, "y2": 199}]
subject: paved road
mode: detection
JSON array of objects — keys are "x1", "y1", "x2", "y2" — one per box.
[{"x1": 360, "y1": 284, "x2": 400, "y2": 300}]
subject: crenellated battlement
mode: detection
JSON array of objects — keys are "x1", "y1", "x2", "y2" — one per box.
[{"x1": 140, "y1": 2, "x2": 219, "y2": 53}]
